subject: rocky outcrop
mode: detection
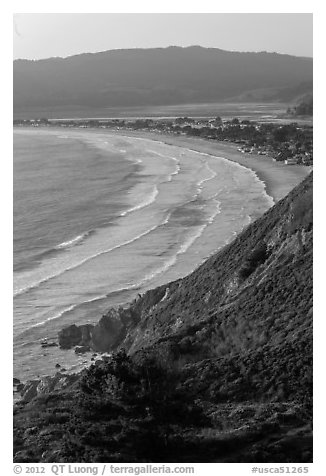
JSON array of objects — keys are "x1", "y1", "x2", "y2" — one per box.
[
  {"x1": 58, "y1": 323, "x2": 94, "y2": 349},
  {"x1": 19, "y1": 380, "x2": 39, "y2": 403},
  {"x1": 58, "y1": 304, "x2": 142, "y2": 352},
  {"x1": 19, "y1": 372, "x2": 79, "y2": 403},
  {"x1": 74, "y1": 345, "x2": 90, "y2": 354},
  {"x1": 91, "y1": 305, "x2": 148, "y2": 351},
  {"x1": 90, "y1": 308, "x2": 127, "y2": 352}
]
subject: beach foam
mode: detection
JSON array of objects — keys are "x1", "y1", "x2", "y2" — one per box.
[
  {"x1": 55, "y1": 230, "x2": 94, "y2": 250},
  {"x1": 120, "y1": 185, "x2": 159, "y2": 216}
]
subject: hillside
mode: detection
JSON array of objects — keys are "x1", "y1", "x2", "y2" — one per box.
[
  {"x1": 13, "y1": 46, "x2": 312, "y2": 117},
  {"x1": 14, "y1": 173, "x2": 313, "y2": 463},
  {"x1": 287, "y1": 94, "x2": 313, "y2": 117}
]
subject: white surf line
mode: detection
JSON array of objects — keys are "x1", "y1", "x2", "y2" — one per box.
[
  {"x1": 184, "y1": 148, "x2": 275, "y2": 207},
  {"x1": 28, "y1": 292, "x2": 111, "y2": 329},
  {"x1": 120, "y1": 185, "x2": 159, "y2": 217},
  {"x1": 195, "y1": 162, "x2": 218, "y2": 193},
  {"x1": 139, "y1": 198, "x2": 222, "y2": 285},
  {"x1": 111, "y1": 132, "x2": 276, "y2": 207},
  {"x1": 55, "y1": 231, "x2": 91, "y2": 250},
  {"x1": 14, "y1": 211, "x2": 173, "y2": 298},
  {"x1": 144, "y1": 148, "x2": 182, "y2": 184}
]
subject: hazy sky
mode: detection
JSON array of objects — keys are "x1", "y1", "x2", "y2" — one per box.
[{"x1": 13, "y1": 13, "x2": 313, "y2": 60}]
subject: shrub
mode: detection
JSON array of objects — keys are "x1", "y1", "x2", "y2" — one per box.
[
  {"x1": 239, "y1": 243, "x2": 269, "y2": 279},
  {"x1": 289, "y1": 189, "x2": 313, "y2": 233}
]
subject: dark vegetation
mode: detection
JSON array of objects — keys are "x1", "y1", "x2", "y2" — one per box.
[
  {"x1": 238, "y1": 243, "x2": 269, "y2": 279},
  {"x1": 14, "y1": 46, "x2": 312, "y2": 115},
  {"x1": 14, "y1": 174, "x2": 313, "y2": 463}
]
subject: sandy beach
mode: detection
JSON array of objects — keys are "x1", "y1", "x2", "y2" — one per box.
[{"x1": 110, "y1": 129, "x2": 312, "y2": 203}]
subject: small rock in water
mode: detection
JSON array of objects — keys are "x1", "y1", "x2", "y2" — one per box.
[{"x1": 55, "y1": 363, "x2": 61, "y2": 368}]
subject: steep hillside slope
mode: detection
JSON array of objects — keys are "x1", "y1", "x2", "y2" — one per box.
[
  {"x1": 123, "y1": 173, "x2": 312, "y2": 358},
  {"x1": 13, "y1": 46, "x2": 312, "y2": 115},
  {"x1": 14, "y1": 173, "x2": 313, "y2": 463}
]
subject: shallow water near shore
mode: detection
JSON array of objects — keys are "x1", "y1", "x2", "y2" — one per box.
[{"x1": 13, "y1": 128, "x2": 274, "y2": 381}]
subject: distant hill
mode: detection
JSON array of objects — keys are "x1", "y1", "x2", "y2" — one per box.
[
  {"x1": 287, "y1": 94, "x2": 313, "y2": 116},
  {"x1": 14, "y1": 173, "x2": 312, "y2": 463},
  {"x1": 13, "y1": 46, "x2": 312, "y2": 117}
]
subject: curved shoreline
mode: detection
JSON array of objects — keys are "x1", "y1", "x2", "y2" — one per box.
[
  {"x1": 109, "y1": 129, "x2": 311, "y2": 203},
  {"x1": 14, "y1": 126, "x2": 311, "y2": 204}
]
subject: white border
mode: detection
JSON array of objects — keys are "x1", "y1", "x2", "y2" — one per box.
[{"x1": 3, "y1": 3, "x2": 323, "y2": 474}]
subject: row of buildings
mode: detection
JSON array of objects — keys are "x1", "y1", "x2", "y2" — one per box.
[
  {"x1": 237, "y1": 145, "x2": 313, "y2": 166},
  {"x1": 13, "y1": 116, "x2": 313, "y2": 166}
]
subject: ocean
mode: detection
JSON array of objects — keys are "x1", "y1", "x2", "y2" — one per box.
[{"x1": 13, "y1": 128, "x2": 274, "y2": 381}]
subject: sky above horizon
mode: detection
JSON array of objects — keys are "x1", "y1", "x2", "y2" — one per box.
[{"x1": 13, "y1": 13, "x2": 313, "y2": 60}]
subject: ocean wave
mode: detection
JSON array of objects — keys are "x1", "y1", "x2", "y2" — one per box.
[
  {"x1": 172, "y1": 163, "x2": 181, "y2": 175},
  {"x1": 189, "y1": 148, "x2": 275, "y2": 208},
  {"x1": 139, "y1": 199, "x2": 221, "y2": 284},
  {"x1": 166, "y1": 162, "x2": 181, "y2": 182},
  {"x1": 126, "y1": 146, "x2": 182, "y2": 184},
  {"x1": 14, "y1": 231, "x2": 95, "y2": 274},
  {"x1": 140, "y1": 226, "x2": 206, "y2": 284},
  {"x1": 29, "y1": 304, "x2": 79, "y2": 328},
  {"x1": 55, "y1": 230, "x2": 93, "y2": 250},
  {"x1": 13, "y1": 211, "x2": 171, "y2": 298},
  {"x1": 32, "y1": 292, "x2": 112, "y2": 329},
  {"x1": 179, "y1": 200, "x2": 221, "y2": 250},
  {"x1": 118, "y1": 135, "x2": 272, "y2": 210},
  {"x1": 195, "y1": 162, "x2": 218, "y2": 196},
  {"x1": 207, "y1": 200, "x2": 222, "y2": 224},
  {"x1": 120, "y1": 185, "x2": 159, "y2": 217},
  {"x1": 26, "y1": 283, "x2": 146, "y2": 331},
  {"x1": 199, "y1": 163, "x2": 217, "y2": 186},
  {"x1": 146, "y1": 148, "x2": 180, "y2": 164}
]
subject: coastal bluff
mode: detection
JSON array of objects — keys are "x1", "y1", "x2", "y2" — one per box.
[
  {"x1": 14, "y1": 173, "x2": 312, "y2": 463},
  {"x1": 58, "y1": 172, "x2": 313, "y2": 359}
]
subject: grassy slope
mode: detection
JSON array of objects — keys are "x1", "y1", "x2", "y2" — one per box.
[{"x1": 13, "y1": 173, "x2": 313, "y2": 463}]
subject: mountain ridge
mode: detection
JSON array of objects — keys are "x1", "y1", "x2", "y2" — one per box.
[
  {"x1": 13, "y1": 46, "x2": 313, "y2": 115},
  {"x1": 14, "y1": 45, "x2": 313, "y2": 62}
]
